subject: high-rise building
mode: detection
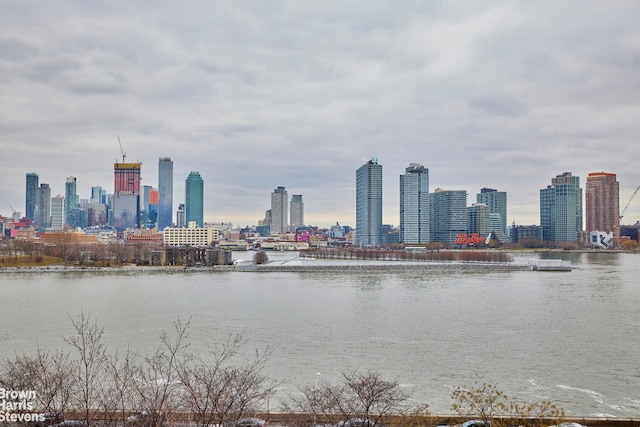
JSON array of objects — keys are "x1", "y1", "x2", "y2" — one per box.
[
  {"x1": 468, "y1": 203, "x2": 489, "y2": 236},
  {"x1": 476, "y1": 188, "x2": 507, "y2": 236},
  {"x1": 185, "y1": 172, "x2": 204, "y2": 227},
  {"x1": 356, "y1": 157, "x2": 383, "y2": 247},
  {"x1": 112, "y1": 161, "x2": 141, "y2": 230},
  {"x1": 25, "y1": 173, "x2": 39, "y2": 221},
  {"x1": 540, "y1": 172, "x2": 583, "y2": 243},
  {"x1": 290, "y1": 194, "x2": 304, "y2": 228},
  {"x1": 36, "y1": 183, "x2": 51, "y2": 231},
  {"x1": 114, "y1": 162, "x2": 141, "y2": 194},
  {"x1": 270, "y1": 186, "x2": 288, "y2": 234},
  {"x1": 91, "y1": 186, "x2": 105, "y2": 205},
  {"x1": 158, "y1": 157, "x2": 173, "y2": 230},
  {"x1": 399, "y1": 163, "x2": 429, "y2": 244},
  {"x1": 148, "y1": 187, "x2": 158, "y2": 226},
  {"x1": 586, "y1": 172, "x2": 620, "y2": 238},
  {"x1": 429, "y1": 188, "x2": 468, "y2": 244},
  {"x1": 65, "y1": 176, "x2": 80, "y2": 228},
  {"x1": 51, "y1": 195, "x2": 64, "y2": 229},
  {"x1": 142, "y1": 185, "x2": 152, "y2": 222},
  {"x1": 176, "y1": 203, "x2": 186, "y2": 228},
  {"x1": 88, "y1": 204, "x2": 107, "y2": 227}
]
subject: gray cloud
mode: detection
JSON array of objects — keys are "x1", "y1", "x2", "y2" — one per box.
[{"x1": 2, "y1": 1, "x2": 640, "y2": 227}]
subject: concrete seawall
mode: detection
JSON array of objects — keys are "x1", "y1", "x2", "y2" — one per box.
[{"x1": 239, "y1": 262, "x2": 532, "y2": 273}]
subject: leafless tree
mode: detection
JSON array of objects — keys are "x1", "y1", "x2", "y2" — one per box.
[
  {"x1": 98, "y1": 348, "x2": 139, "y2": 427},
  {"x1": 178, "y1": 333, "x2": 275, "y2": 427},
  {"x1": 451, "y1": 381, "x2": 564, "y2": 427},
  {"x1": 131, "y1": 317, "x2": 191, "y2": 427},
  {"x1": 109, "y1": 241, "x2": 127, "y2": 265},
  {"x1": 451, "y1": 382, "x2": 509, "y2": 425},
  {"x1": 506, "y1": 398, "x2": 565, "y2": 427},
  {"x1": 64, "y1": 310, "x2": 107, "y2": 427},
  {"x1": 0, "y1": 347, "x2": 74, "y2": 422},
  {"x1": 286, "y1": 370, "x2": 411, "y2": 427}
]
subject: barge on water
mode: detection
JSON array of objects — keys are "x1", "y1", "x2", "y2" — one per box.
[{"x1": 532, "y1": 260, "x2": 572, "y2": 271}]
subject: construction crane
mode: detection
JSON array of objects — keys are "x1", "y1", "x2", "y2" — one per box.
[
  {"x1": 118, "y1": 135, "x2": 127, "y2": 163},
  {"x1": 620, "y1": 185, "x2": 640, "y2": 221}
]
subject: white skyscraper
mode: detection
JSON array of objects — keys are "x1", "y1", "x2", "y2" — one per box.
[{"x1": 51, "y1": 195, "x2": 64, "y2": 229}]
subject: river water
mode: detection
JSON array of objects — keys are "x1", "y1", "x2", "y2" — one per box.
[{"x1": 1, "y1": 251, "x2": 639, "y2": 418}]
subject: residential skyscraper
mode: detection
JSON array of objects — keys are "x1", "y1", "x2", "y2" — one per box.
[
  {"x1": 400, "y1": 163, "x2": 429, "y2": 244},
  {"x1": 114, "y1": 162, "x2": 141, "y2": 194},
  {"x1": 185, "y1": 172, "x2": 204, "y2": 227},
  {"x1": 25, "y1": 173, "x2": 39, "y2": 221},
  {"x1": 142, "y1": 185, "x2": 151, "y2": 222},
  {"x1": 540, "y1": 172, "x2": 583, "y2": 243},
  {"x1": 91, "y1": 186, "x2": 105, "y2": 204},
  {"x1": 65, "y1": 176, "x2": 80, "y2": 228},
  {"x1": 112, "y1": 161, "x2": 141, "y2": 230},
  {"x1": 158, "y1": 157, "x2": 174, "y2": 230},
  {"x1": 50, "y1": 195, "x2": 64, "y2": 229},
  {"x1": 270, "y1": 186, "x2": 288, "y2": 234},
  {"x1": 468, "y1": 203, "x2": 489, "y2": 236},
  {"x1": 290, "y1": 194, "x2": 304, "y2": 228},
  {"x1": 586, "y1": 172, "x2": 620, "y2": 238},
  {"x1": 36, "y1": 183, "x2": 51, "y2": 231},
  {"x1": 176, "y1": 204, "x2": 186, "y2": 228},
  {"x1": 356, "y1": 157, "x2": 383, "y2": 247},
  {"x1": 476, "y1": 188, "x2": 507, "y2": 236},
  {"x1": 429, "y1": 189, "x2": 468, "y2": 244},
  {"x1": 148, "y1": 187, "x2": 158, "y2": 226}
]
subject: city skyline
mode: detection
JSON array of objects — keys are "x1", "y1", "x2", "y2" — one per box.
[
  {"x1": 2, "y1": 3, "x2": 640, "y2": 227},
  {"x1": 6, "y1": 164, "x2": 638, "y2": 233}
]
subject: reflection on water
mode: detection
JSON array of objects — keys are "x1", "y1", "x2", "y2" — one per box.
[{"x1": 584, "y1": 251, "x2": 620, "y2": 265}]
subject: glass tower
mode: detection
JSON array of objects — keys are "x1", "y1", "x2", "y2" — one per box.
[
  {"x1": 158, "y1": 157, "x2": 173, "y2": 230},
  {"x1": 400, "y1": 163, "x2": 429, "y2": 244},
  {"x1": 540, "y1": 172, "x2": 583, "y2": 243},
  {"x1": 356, "y1": 157, "x2": 383, "y2": 247},
  {"x1": 185, "y1": 172, "x2": 204, "y2": 227},
  {"x1": 476, "y1": 188, "x2": 507, "y2": 236},
  {"x1": 25, "y1": 173, "x2": 39, "y2": 220},
  {"x1": 429, "y1": 189, "x2": 468, "y2": 244},
  {"x1": 36, "y1": 183, "x2": 51, "y2": 231},
  {"x1": 65, "y1": 176, "x2": 80, "y2": 227}
]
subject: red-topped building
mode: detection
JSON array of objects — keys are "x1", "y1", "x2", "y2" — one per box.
[
  {"x1": 114, "y1": 162, "x2": 142, "y2": 195},
  {"x1": 586, "y1": 172, "x2": 620, "y2": 238},
  {"x1": 112, "y1": 162, "x2": 142, "y2": 230}
]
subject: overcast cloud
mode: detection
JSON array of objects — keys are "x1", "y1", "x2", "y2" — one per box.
[{"x1": 1, "y1": 1, "x2": 639, "y2": 228}]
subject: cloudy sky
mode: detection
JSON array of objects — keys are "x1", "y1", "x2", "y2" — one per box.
[{"x1": 2, "y1": 1, "x2": 639, "y2": 228}]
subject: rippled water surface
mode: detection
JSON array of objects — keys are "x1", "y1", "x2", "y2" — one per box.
[{"x1": 2, "y1": 251, "x2": 639, "y2": 417}]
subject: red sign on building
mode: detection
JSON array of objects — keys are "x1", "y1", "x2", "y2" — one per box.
[{"x1": 455, "y1": 233, "x2": 484, "y2": 245}]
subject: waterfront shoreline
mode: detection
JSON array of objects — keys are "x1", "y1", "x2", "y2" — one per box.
[{"x1": 0, "y1": 260, "x2": 533, "y2": 273}]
